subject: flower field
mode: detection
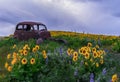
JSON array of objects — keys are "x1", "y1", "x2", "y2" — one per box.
[{"x1": 0, "y1": 31, "x2": 120, "y2": 82}]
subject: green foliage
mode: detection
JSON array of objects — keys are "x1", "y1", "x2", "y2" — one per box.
[
  {"x1": 112, "y1": 39, "x2": 120, "y2": 53},
  {"x1": 0, "y1": 34, "x2": 120, "y2": 82}
]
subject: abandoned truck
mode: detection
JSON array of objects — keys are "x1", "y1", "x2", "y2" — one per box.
[
  {"x1": 13, "y1": 21, "x2": 67, "y2": 44},
  {"x1": 13, "y1": 21, "x2": 51, "y2": 41}
]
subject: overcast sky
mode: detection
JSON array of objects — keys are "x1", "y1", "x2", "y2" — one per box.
[{"x1": 0, "y1": 0, "x2": 120, "y2": 36}]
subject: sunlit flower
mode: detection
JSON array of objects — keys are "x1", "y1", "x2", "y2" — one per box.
[
  {"x1": 43, "y1": 54, "x2": 47, "y2": 59},
  {"x1": 42, "y1": 50, "x2": 46, "y2": 56},
  {"x1": 82, "y1": 49, "x2": 87, "y2": 55},
  {"x1": 67, "y1": 48, "x2": 71, "y2": 56},
  {"x1": 11, "y1": 58, "x2": 17, "y2": 65},
  {"x1": 7, "y1": 54, "x2": 11, "y2": 59},
  {"x1": 17, "y1": 55, "x2": 21, "y2": 61},
  {"x1": 96, "y1": 62, "x2": 99, "y2": 67},
  {"x1": 92, "y1": 48, "x2": 96, "y2": 52},
  {"x1": 35, "y1": 45, "x2": 40, "y2": 50},
  {"x1": 93, "y1": 51, "x2": 98, "y2": 58},
  {"x1": 32, "y1": 47, "x2": 37, "y2": 53},
  {"x1": 25, "y1": 44, "x2": 29, "y2": 48},
  {"x1": 87, "y1": 47, "x2": 91, "y2": 53},
  {"x1": 73, "y1": 57, "x2": 78, "y2": 62},
  {"x1": 5, "y1": 62, "x2": 9, "y2": 69},
  {"x1": 97, "y1": 51, "x2": 101, "y2": 58},
  {"x1": 73, "y1": 51, "x2": 78, "y2": 58},
  {"x1": 85, "y1": 52, "x2": 90, "y2": 59},
  {"x1": 79, "y1": 48, "x2": 83, "y2": 54},
  {"x1": 19, "y1": 49, "x2": 23, "y2": 55},
  {"x1": 13, "y1": 44, "x2": 16, "y2": 49},
  {"x1": 13, "y1": 52, "x2": 17, "y2": 58},
  {"x1": 100, "y1": 56, "x2": 103, "y2": 59},
  {"x1": 23, "y1": 44, "x2": 28, "y2": 50},
  {"x1": 85, "y1": 62, "x2": 88, "y2": 66},
  {"x1": 100, "y1": 59, "x2": 104, "y2": 64},
  {"x1": 21, "y1": 58, "x2": 27, "y2": 65},
  {"x1": 70, "y1": 49, "x2": 74, "y2": 55},
  {"x1": 99, "y1": 50, "x2": 103, "y2": 55},
  {"x1": 7, "y1": 66, "x2": 12, "y2": 72},
  {"x1": 90, "y1": 58, "x2": 93, "y2": 63},
  {"x1": 23, "y1": 46, "x2": 27, "y2": 50},
  {"x1": 87, "y1": 42, "x2": 92, "y2": 47},
  {"x1": 95, "y1": 45, "x2": 99, "y2": 49},
  {"x1": 112, "y1": 74, "x2": 118, "y2": 82},
  {"x1": 23, "y1": 50, "x2": 28, "y2": 56},
  {"x1": 30, "y1": 58, "x2": 35, "y2": 64}
]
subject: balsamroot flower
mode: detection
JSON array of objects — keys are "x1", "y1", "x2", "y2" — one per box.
[
  {"x1": 21, "y1": 58, "x2": 27, "y2": 65},
  {"x1": 7, "y1": 66, "x2": 12, "y2": 72},
  {"x1": 30, "y1": 58, "x2": 35, "y2": 65}
]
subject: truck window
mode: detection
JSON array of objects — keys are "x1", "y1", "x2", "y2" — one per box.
[
  {"x1": 39, "y1": 25, "x2": 45, "y2": 30},
  {"x1": 34, "y1": 25, "x2": 38, "y2": 30},
  {"x1": 17, "y1": 25, "x2": 23, "y2": 30}
]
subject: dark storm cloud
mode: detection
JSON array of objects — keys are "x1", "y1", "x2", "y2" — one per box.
[{"x1": 0, "y1": 0, "x2": 120, "y2": 36}]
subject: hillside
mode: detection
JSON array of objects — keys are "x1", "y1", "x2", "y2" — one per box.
[{"x1": 0, "y1": 31, "x2": 120, "y2": 82}]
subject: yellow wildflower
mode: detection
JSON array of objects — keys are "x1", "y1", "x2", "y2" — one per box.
[
  {"x1": 73, "y1": 57, "x2": 78, "y2": 62},
  {"x1": 100, "y1": 59, "x2": 104, "y2": 64},
  {"x1": 21, "y1": 58, "x2": 27, "y2": 65},
  {"x1": 11, "y1": 58, "x2": 17, "y2": 65},
  {"x1": 87, "y1": 47, "x2": 91, "y2": 53},
  {"x1": 5, "y1": 62, "x2": 9, "y2": 69},
  {"x1": 73, "y1": 51, "x2": 78, "y2": 58},
  {"x1": 97, "y1": 51, "x2": 101, "y2": 58},
  {"x1": 7, "y1": 66, "x2": 12, "y2": 72},
  {"x1": 23, "y1": 44, "x2": 29, "y2": 50},
  {"x1": 43, "y1": 54, "x2": 47, "y2": 59},
  {"x1": 13, "y1": 44, "x2": 16, "y2": 49},
  {"x1": 7, "y1": 54, "x2": 11, "y2": 59},
  {"x1": 32, "y1": 47, "x2": 37, "y2": 53},
  {"x1": 92, "y1": 47, "x2": 96, "y2": 52},
  {"x1": 23, "y1": 50, "x2": 28, "y2": 56},
  {"x1": 30, "y1": 58, "x2": 35, "y2": 65},
  {"x1": 85, "y1": 62, "x2": 88, "y2": 66},
  {"x1": 101, "y1": 56, "x2": 103, "y2": 59},
  {"x1": 96, "y1": 63, "x2": 99, "y2": 67},
  {"x1": 79, "y1": 48, "x2": 83, "y2": 54},
  {"x1": 42, "y1": 50, "x2": 46, "y2": 56},
  {"x1": 112, "y1": 74, "x2": 118, "y2": 82},
  {"x1": 95, "y1": 45, "x2": 99, "y2": 49},
  {"x1": 70, "y1": 49, "x2": 74, "y2": 55},
  {"x1": 19, "y1": 49, "x2": 23, "y2": 55},
  {"x1": 25, "y1": 44, "x2": 29, "y2": 48},
  {"x1": 82, "y1": 49, "x2": 87, "y2": 55},
  {"x1": 35, "y1": 45, "x2": 40, "y2": 50},
  {"x1": 85, "y1": 52, "x2": 90, "y2": 59},
  {"x1": 67, "y1": 48, "x2": 71, "y2": 56},
  {"x1": 87, "y1": 42, "x2": 92, "y2": 47},
  {"x1": 13, "y1": 52, "x2": 17, "y2": 58},
  {"x1": 93, "y1": 51, "x2": 98, "y2": 58},
  {"x1": 99, "y1": 50, "x2": 103, "y2": 55},
  {"x1": 90, "y1": 58, "x2": 93, "y2": 62}
]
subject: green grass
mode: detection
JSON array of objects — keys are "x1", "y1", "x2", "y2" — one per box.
[{"x1": 0, "y1": 34, "x2": 120, "y2": 81}]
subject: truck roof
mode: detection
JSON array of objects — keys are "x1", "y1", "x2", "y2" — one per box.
[{"x1": 17, "y1": 21, "x2": 46, "y2": 26}]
